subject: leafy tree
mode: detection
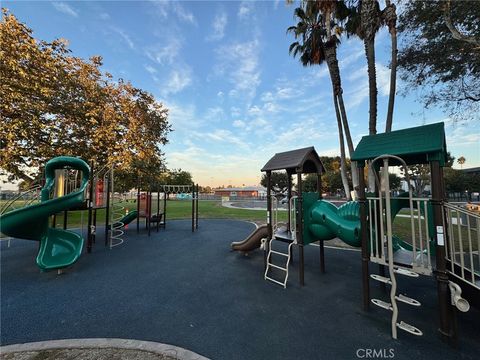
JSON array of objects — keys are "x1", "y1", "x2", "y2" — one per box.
[
  {"x1": 260, "y1": 172, "x2": 289, "y2": 195},
  {"x1": 397, "y1": 0, "x2": 480, "y2": 122},
  {"x1": 0, "y1": 10, "x2": 171, "y2": 184},
  {"x1": 388, "y1": 173, "x2": 401, "y2": 191},
  {"x1": 457, "y1": 156, "x2": 466, "y2": 169},
  {"x1": 167, "y1": 169, "x2": 193, "y2": 185}
]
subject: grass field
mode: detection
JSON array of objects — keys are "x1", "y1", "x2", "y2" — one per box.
[
  {"x1": 2, "y1": 200, "x2": 476, "y2": 253},
  {"x1": 0, "y1": 200, "x2": 287, "y2": 229}
]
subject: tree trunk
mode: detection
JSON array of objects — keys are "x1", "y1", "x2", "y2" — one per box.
[
  {"x1": 337, "y1": 93, "x2": 359, "y2": 191},
  {"x1": 324, "y1": 42, "x2": 359, "y2": 192},
  {"x1": 365, "y1": 38, "x2": 377, "y2": 135},
  {"x1": 333, "y1": 93, "x2": 351, "y2": 200},
  {"x1": 361, "y1": 0, "x2": 380, "y2": 191},
  {"x1": 384, "y1": 0, "x2": 397, "y2": 133}
]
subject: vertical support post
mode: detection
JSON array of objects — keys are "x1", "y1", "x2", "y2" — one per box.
[
  {"x1": 105, "y1": 172, "x2": 111, "y2": 247},
  {"x1": 136, "y1": 187, "x2": 140, "y2": 234},
  {"x1": 196, "y1": 184, "x2": 199, "y2": 230},
  {"x1": 192, "y1": 183, "x2": 195, "y2": 233},
  {"x1": 63, "y1": 210, "x2": 68, "y2": 230},
  {"x1": 148, "y1": 191, "x2": 151, "y2": 237},
  {"x1": 358, "y1": 163, "x2": 370, "y2": 311},
  {"x1": 93, "y1": 209, "x2": 97, "y2": 244},
  {"x1": 317, "y1": 172, "x2": 325, "y2": 273},
  {"x1": 431, "y1": 160, "x2": 454, "y2": 343},
  {"x1": 297, "y1": 171, "x2": 304, "y2": 286},
  {"x1": 52, "y1": 214, "x2": 56, "y2": 228},
  {"x1": 265, "y1": 171, "x2": 272, "y2": 271},
  {"x1": 87, "y1": 163, "x2": 94, "y2": 253},
  {"x1": 163, "y1": 189, "x2": 167, "y2": 229},
  {"x1": 156, "y1": 191, "x2": 160, "y2": 232},
  {"x1": 287, "y1": 174, "x2": 292, "y2": 232}
]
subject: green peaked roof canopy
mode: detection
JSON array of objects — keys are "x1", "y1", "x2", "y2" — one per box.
[
  {"x1": 261, "y1": 146, "x2": 325, "y2": 174},
  {"x1": 352, "y1": 122, "x2": 448, "y2": 166}
]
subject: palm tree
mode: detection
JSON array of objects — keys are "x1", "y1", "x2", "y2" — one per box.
[
  {"x1": 360, "y1": 0, "x2": 381, "y2": 136},
  {"x1": 341, "y1": 0, "x2": 381, "y2": 191},
  {"x1": 288, "y1": 1, "x2": 358, "y2": 199},
  {"x1": 457, "y1": 156, "x2": 466, "y2": 169},
  {"x1": 383, "y1": 0, "x2": 397, "y2": 133}
]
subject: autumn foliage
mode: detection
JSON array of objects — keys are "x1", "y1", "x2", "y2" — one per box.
[{"x1": 0, "y1": 9, "x2": 171, "y2": 184}]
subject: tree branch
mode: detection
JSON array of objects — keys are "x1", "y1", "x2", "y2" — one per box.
[{"x1": 443, "y1": 0, "x2": 480, "y2": 48}]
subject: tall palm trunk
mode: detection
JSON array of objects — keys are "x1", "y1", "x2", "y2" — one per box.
[
  {"x1": 333, "y1": 93, "x2": 351, "y2": 200},
  {"x1": 384, "y1": 0, "x2": 397, "y2": 133},
  {"x1": 361, "y1": 0, "x2": 380, "y2": 192},
  {"x1": 324, "y1": 42, "x2": 359, "y2": 193},
  {"x1": 361, "y1": 0, "x2": 380, "y2": 136}
]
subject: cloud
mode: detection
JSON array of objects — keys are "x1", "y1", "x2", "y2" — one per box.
[
  {"x1": 52, "y1": 2, "x2": 78, "y2": 17},
  {"x1": 171, "y1": 2, "x2": 197, "y2": 25},
  {"x1": 151, "y1": 1, "x2": 197, "y2": 25},
  {"x1": 233, "y1": 120, "x2": 246, "y2": 128},
  {"x1": 145, "y1": 38, "x2": 182, "y2": 65},
  {"x1": 207, "y1": 12, "x2": 227, "y2": 41},
  {"x1": 161, "y1": 101, "x2": 201, "y2": 133},
  {"x1": 345, "y1": 62, "x2": 393, "y2": 109},
  {"x1": 144, "y1": 65, "x2": 157, "y2": 74},
  {"x1": 99, "y1": 13, "x2": 110, "y2": 20},
  {"x1": 110, "y1": 26, "x2": 135, "y2": 50},
  {"x1": 161, "y1": 66, "x2": 193, "y2": 96},
  {"x1": 215, "y1": 39, "x2": 261, "y2": 103},
  {"x1": 238, "y1": 1, "x2": 254, "y2": 20}
]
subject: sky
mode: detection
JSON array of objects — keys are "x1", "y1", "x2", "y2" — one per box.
[{"x1": 2, "y1": 0, "x2": 479, "y2": 189}]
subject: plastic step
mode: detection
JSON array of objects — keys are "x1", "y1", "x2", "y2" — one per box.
[
  {"x1": 371, "y1": 298, "x2": 393, "y2": 311},
  {"x1": 370, "y1": 274, "x2": 392, "y2": 284},
  {"x1": 394, "y1": 268, "x2": 419, "y2": 278},
  {"x1": 397, "y1": 321, "x2": 423, "y2": 336},
  {"x1": 395, "y1": 294, "x2": 421, "y2": 306}
]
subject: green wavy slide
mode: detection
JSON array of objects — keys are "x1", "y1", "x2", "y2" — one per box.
[{"x1": 0, "y1": 156, "x2": 90, "y2": 270}]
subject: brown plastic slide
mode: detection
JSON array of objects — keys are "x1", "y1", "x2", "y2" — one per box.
[{"x1": 231, "y1": 224, "x2": 268, "y2": 253}]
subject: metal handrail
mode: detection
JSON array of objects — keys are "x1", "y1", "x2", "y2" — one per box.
[
  {"x1": 444, "y1": 202, "x2": 480, "y2": 290},
  {"x1": 289, "y1": 196, "x2": 298, "y2": 243},
  {"x1": 0, "y1": 185, "x2": 42, "y2": 215}
]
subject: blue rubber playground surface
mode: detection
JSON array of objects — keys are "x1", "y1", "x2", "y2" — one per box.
[{"x1": 1, "y1": 219, "x2": 479, "y2": 359}]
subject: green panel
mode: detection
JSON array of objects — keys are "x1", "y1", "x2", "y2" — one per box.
[
  {"x1": 302, "y1": 192, "x2": 320, "y2": 245},
  {"x1": 352, "y1": 122, "x2": 447, "y2": 166},
  {"x1": 36, "y1": 228, "x2": 84, "y2": 270}
]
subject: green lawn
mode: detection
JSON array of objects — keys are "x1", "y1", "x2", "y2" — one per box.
[{"x1": 33, "y1": 200, "x2": 288, "y2": 229}]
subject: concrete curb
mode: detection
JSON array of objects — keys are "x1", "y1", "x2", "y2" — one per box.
[{"x1": 0, "y1": 338, "x2": 210, "y2": 360}]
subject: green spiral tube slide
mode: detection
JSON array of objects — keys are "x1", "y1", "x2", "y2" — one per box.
[
  {"x1": 306, "y1": 199, "x2": 361, "y2": 247},
  {"x1": 0, "y1": 156, "x2": 90, "y2": 270}
]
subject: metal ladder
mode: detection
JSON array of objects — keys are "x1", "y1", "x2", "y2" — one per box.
[
  {"x1": 264, "y1": 195, "x2": 297, "y2": 288},
  {"x1": 369, "y1": 155, "x2": 425, "y2": 338},
  {"x1": 264, "y1": 240, "x2": 294, "y2": 288}
]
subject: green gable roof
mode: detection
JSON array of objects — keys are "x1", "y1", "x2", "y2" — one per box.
[{"x1": 352, "y1": 122, "x2": 447, "y2": 166}]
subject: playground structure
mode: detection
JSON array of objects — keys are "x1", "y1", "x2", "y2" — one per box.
[
  {"x1": 0, "y1": 157, "x2": 90, "y2": 270},
  {"x1": 0, "y1": 156, "x2": 200, "y2": 270},
  {"x1": 135, "y1": 184, "x2": 199, "y2": 236},
  {"x1": 234, "y1": 122, "x2": 478, "y2": 343}
]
